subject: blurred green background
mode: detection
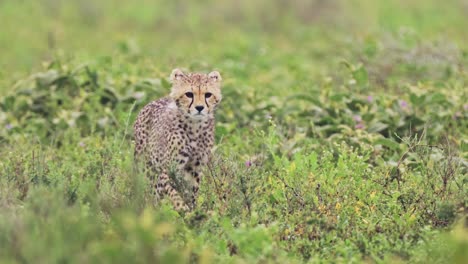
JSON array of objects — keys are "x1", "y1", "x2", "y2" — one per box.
[
  {"x1": 1, "y1": 0, "x2": 467, "y2": 85},
  {"x1": 0, "y1": 0, "x2": 467, "y2": 263}
]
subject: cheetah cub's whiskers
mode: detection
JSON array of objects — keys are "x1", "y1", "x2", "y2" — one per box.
[{"x1": 133, "y1": 68, "x2": 222, "y2": 211}]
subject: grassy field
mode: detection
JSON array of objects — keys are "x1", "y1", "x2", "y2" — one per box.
[{"x1": 1, "y1": 0, "x2": 467, "y2": 263}]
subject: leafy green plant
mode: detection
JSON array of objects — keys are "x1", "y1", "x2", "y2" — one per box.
[{"x1": 1, "y1": 0, "x2": 467, "y2": 263}]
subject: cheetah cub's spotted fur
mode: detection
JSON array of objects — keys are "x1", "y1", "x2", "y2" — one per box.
[{"x1": 134, "y1": 69, "x2": 222, "y2": 211}]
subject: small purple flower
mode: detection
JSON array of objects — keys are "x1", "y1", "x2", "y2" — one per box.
[
  {"x1": 78, "y1": 141, "x2": 86, "y2": 148},
  {"x1": 353, "y1": 115, "x2": 365, "y2": 129},
  {"x1": 464, "y1": 104, "x2": 468, "y2": 111},
  {"x1": 355, "y1": 123, "x2": 365, "y2": 129},
  {"x1": 5, "y1": 124, "x2": 13, "y2": 130},
  {"x1": 367, "y1": 95, "x2": 373, "y2": 103},
  {"x1": 453, "y1": 111, "x2": 462, "y2": 120},
  {"x1": 245, "y1": 160, "x2": 252, "y2": 167},
  {"x1": 399, "y1": 100, "x2": 408, "y2": 108},
  {"x1": 353, "y1": 115, "x2": 362, "y2": 122}
]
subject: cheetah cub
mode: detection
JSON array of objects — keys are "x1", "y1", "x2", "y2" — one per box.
[{"x1": 134, "y1": 69, "x2": 222, "y2": 211}]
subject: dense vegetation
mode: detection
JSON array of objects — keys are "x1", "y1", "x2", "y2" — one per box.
[{"x1": 0, "y1": 0, "x2": 467, "y2": 263}]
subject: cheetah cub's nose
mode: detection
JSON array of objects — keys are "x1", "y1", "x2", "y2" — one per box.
[{"x1": 195, "y1": 106, "x2": 204, "y2": 112}]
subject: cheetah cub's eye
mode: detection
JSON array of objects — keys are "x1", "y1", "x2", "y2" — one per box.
[
  {"x1": 205, "y1": 92, "x2": 212, "y2": 98},
  {"x1": 185, "y1": 92, "x2": 194, "y2": 98}
]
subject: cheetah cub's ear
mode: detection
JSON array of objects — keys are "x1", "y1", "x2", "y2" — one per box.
[
  {"x1": 208, "y1": 71, "x2": 222, "y2": 82},
  {"x1": 170, "y1": 68, "x2": 185, "y2": 82}
]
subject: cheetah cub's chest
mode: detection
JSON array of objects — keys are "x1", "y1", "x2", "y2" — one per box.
[{"x1": 133, "y1": 69, "x2": 222, "y2": 211}]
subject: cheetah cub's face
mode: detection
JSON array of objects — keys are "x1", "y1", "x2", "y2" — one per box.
[{"x1": 169, "y1": 68, "x2": 222, "y2": 119}]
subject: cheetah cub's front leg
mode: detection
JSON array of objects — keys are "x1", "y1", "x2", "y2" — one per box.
[
  {"x1": 156, "y1": 171, "x2": 190, "y2": 211},
  {"x1": 182, "y1": 166, "x2": 203, "y2": 210},
  {"x1": 133, "y1": 68, "x2": 222, "y2": 212}
]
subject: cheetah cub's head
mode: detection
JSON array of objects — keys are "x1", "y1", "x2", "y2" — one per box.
[{"x1": 169, "y1": 68, "x2": 222, "y2": 119}]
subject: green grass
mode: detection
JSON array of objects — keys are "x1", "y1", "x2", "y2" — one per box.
[{"x1": 1, "y1": 0, "x2": 467, "y2": 263}]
